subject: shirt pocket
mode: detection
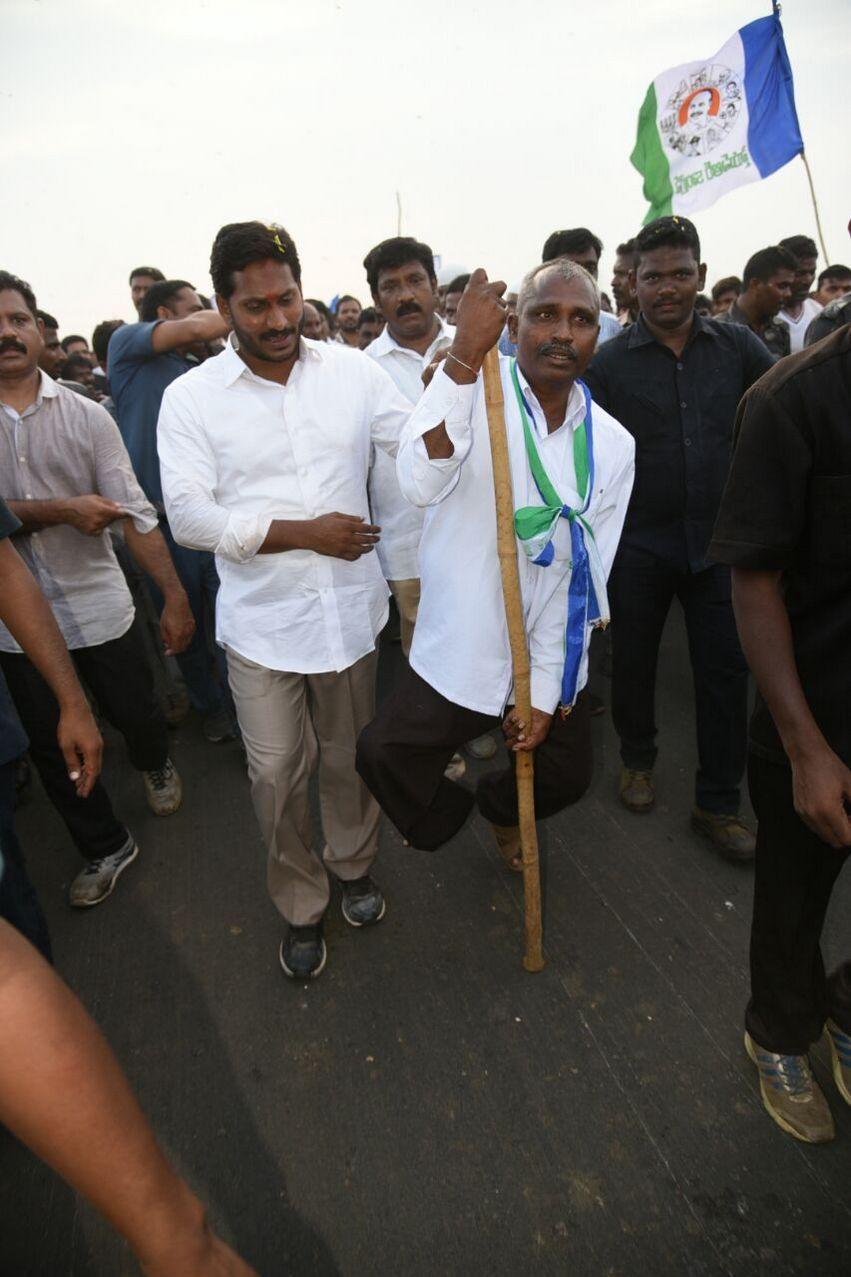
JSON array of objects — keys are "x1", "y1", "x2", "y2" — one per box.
[{"x1": 808, "y1": 475, "x2": 851, "y2": 564}]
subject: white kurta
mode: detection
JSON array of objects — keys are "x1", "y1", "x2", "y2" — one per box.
[{"x1": 396, "y1": 359, "x2": 635, "y2": 716}]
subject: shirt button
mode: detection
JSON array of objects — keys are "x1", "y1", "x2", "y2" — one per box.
[
  {"x1": 680, "y1": 401, "x2": 687, "y2": 409},
  {"x1": 676, "y1": 362, "x2": 683, "y2": 370},
  {"x1": 684, "y1": 438, "x2": 692, "y2": 447}
]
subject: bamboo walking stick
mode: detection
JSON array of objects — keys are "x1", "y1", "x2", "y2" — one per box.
[{"x1": 481, "y1": 345, "x2": 545, "y2": 973}]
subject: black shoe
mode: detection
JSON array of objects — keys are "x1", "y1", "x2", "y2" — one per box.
[
  {"x1": 279, "y1": 924, "x2": 326, "y2": 980},
  {"x1": 340, "y1": 875, "x2": 386, "y2": 928}
]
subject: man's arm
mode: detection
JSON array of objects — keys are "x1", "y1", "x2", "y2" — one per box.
[
  {"x1": 0, "y1": 919, "x2": 256, "y2": 1277},
  {"x1": 7, "y1": 496, "x2": 125, "y2": 537},
  {"x1": 150, "y1": 310, "x2": 228, "y2": 354},
  {"x1": 122, "y1": 522, "x2": 195, "y2": 655},
  {"x1": 0, "y1": 538, "x2": 101, "y2": 796},
  {"x1": 732, "y1": 568, "x2": 851, "y2": 848}
]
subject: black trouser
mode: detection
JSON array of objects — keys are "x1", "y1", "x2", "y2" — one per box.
[
  {"x1": 0, "y1": 758, "x2": 52, "y2": 961},
  {"x1": 609, "y1": 542, "x2": 748, "y2": 813},
  {"x1": 746, "y1": 751, "x2": 851, "y2": 1054},
  {"x1": 356, "y1": 664, "x2": 593, "y2": 851},
  {"x1": 0, "y1": 615, "x2": 168, "y2": 864}
]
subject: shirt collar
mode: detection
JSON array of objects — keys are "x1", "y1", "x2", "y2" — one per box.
[
  {"x1": 221, "y1": 333, "x2": 321, "y2": 387},
  {"x1": 514, "y1": 364, "x2": 585, "y2": 439},
  {"x1": 0, "y1": 369, "x2": 59, "y2": 420},
  {"x1": 627, "y1": 310, "x2": 718, "y2": 350},
  {"x1": 369, "y1": 315, "x2": 453, "y2": 360}
]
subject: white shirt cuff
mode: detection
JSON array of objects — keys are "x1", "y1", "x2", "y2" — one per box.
[
  {"x1": 215, "y1": 512, "x2": 273, "y2": 564},
  {"x1": 530, "y1": 667, "x2": 562, "y2": 716}
]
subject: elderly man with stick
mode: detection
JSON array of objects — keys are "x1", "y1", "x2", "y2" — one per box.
[{"x1": 356, "y1": 263, "x2": 634, "y2": 880}]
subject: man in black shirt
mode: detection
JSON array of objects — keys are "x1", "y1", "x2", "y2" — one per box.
[
  {"x1": 710, "y1": 326, "x2": 851, "y2": 1144},
  {"x1": 716, "y1": 245, "x2": 795, "y2": 358},
  {"x1": 585, "y1": 216, "x2": 773, "y2": 858}
]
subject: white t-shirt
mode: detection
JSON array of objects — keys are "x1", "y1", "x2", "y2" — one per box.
[{"x1": 780, "y1": 297, "x2": 822, "y2": 354}]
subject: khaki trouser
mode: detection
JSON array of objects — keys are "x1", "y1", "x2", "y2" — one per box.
[
  {"x1": 388, "y1": 578, "x2": 420, "y2": 658},
  {"x1": 226, "y1": 647, "x2": 380, "y2": 926}
]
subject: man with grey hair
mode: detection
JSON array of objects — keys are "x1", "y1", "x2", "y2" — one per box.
[{"x1": 357, "y1": 264, "x2": 634, "y2": 862}]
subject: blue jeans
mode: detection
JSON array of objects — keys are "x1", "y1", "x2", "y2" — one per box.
[{"x1": 148, "y1": 521, "x2": 230, "y2": 717}]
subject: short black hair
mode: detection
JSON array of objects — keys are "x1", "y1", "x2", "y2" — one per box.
[
  {"x1": 306, "y1": 298, "x2": 332, "y2": 321},
  {"x1": 541, "y1": 228, "x2": 603, "y2": 263},
  {"x1": 615, "y1": 239, "x2": 636, "y2": 259},
  {"x1": 60, "y1": 334, "x2": 87, "y2": 352},
  {"x1": 817, "y1": 264, "x2": 851, "y2": 288},
  {"x1": 358, "y1": 306, "x2": 380, "y2": 326},
  {"x1": 129, "y1": 265, "x2": 165, "y2": 286},
  {"x1": 634, "y1": 216, "x2": 701, "y2": 264},
  {"x1": 0, "y1": 270, "x2": 38, "y2": 317},
  {"x1": 445, "y1": 273, "x2": 471, "y2": 294},
  {"x1": 711, "y1": 275, "x2": 742, "y2": 301},
  {"x1": 363, "y1": 237, "x2": 436, "y2": 295},
  {"x1": 36, "y1": 308, "x2": 59, "y2": 330},
  {"x1": 91, "y1": 319, "x2": 125, "y2": 364},
  {"x1": 779, "y1": 235, "x2": 818, "y2": 262},
  {"x1": 139, "y1": 280, "x2": 195, "y2": 323},
  {"x1": 210, "y1": 222, "x2": 302, "y2": 300},
  {"x1": 62, "y1": 351, "x2": 92, "y2": 374},
  {"x1": 336, "y1": 294, "x2": 361, "y2": 309},
  {"x1": 695, "y1": 293, "x2": 712, "y2": 313},
  {"x1": 743, "y1": 246, "x2": 798, "y2": 287}
]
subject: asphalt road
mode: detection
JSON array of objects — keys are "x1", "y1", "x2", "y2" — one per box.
[{"x1": 2, "y1": 609, "x2": 849, "y2": 1276}]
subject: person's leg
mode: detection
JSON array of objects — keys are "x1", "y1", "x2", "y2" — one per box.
[
  {"x1": 746, "y1": 753, "x2": 849, "y2": 1053},
  {"x1": 476, "y1": 689, "x2": 594, "y2": 826},
  {"x1": 356, "y1": 664, "x2": 495, "y2": 850},
  {"x1": 226, "y1": 649, "x2": 328, "y2": 927},
  {"x1": 827, "y1": 963, "x2": 851, "y2": 1035},
  {"x1": 609, "y1": 543, "x2": 678, "y2": 773},
  {"x1": 679, "y1": 563, "x2": 748, "y2": 815},
  {"x1": 0, "y1": 653, "x2": 129, "y2": 862},
  {"x1": 308, "y1": 650, "x2": 381, "y2": 883},
  {"x1": 0, "y1": 758, "x2": 52, "y2": 961},
  {"x1": 73, "y1": 617, "x2": 168, "y2": 773},
  {"x1": 387, "y1": 578, "x2": 420, "y2": 659},
  {"x1": 146, "y1": 526, "x2": 225, "y2": 718}
]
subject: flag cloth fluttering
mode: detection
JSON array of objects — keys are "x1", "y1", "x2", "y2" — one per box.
[{"x1": 631, "y1": 13, "x2": 803, "y2": 223}]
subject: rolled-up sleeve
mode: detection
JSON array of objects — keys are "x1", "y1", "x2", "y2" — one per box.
[
  {"x1": 396, "y1": 366, "x2": 479, "y2": 507},
  {"x1": 89, "y1": 407, "x2": 158, "y2": 534},
  {"x1": 158, "y1": 382, "x2": 272, "y2": 564}
]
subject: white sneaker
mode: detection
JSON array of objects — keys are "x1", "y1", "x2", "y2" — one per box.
[
  {"x1": 69, "y1": 836, "x2": 139, "y2": 908},
  {"x1": 142, "y1": 758, "x2": 182, "y2": 816}
]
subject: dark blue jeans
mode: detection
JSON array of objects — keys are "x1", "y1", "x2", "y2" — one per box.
[
  {"x1": 147, "y1": 521, "x2": 230, "y2": 717},
  {"x1": 609, "y1": 542, "x2": 748, "y2": 814},
  {"x1": 0, "y1": 758, "x2": 52, "y2": 961}
]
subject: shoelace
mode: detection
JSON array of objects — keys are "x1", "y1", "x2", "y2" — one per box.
[
  {"x1": 760, "y1": 1051, "x2": 813, "y2": 1097},
  {"x1": 146, "y1": 764, "x2": 172, "y2": 790}
]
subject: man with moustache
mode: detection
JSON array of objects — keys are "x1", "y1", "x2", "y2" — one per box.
[
  {"x1": 356, "y1": 263, "x2": 634, "y2": 863},
  {"x1": 158, "y1": 222, "x2": 412, "y2": 981},
  {"x1": 610, "y1": 240, "x2": 638, "y2": 323},
  {"x1": 334, "y1": 294, "x2": 362, "y2": 347},
  {"x1": 585, "y1": 216, "x2": 774, "y2": 857},
  {"x1": 717, "y1": 246, "x2": 796, "y2": 358}
]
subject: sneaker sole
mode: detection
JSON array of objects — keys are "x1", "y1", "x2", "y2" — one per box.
[
  {"x1": 341, "y1": 897, "x2": 387, "y2": 929},
  {"x1": 619, "y1": 794, "x2": 654, "y2": 814},
  {"x1": 279, "y1": 938, "x2": 327, "y2": 980},
  {"x1": 69, "y1": 843, "x2": 139, "y2": 909},
  {"x1": 146, "y1": 779, "x2": 183, "y2": 817},
  {"x1": 691, "y1": 818, "x2": 754, "y2": 861},
  {"x1": 744, "y1": 1032, "x2": 834, "y2": 1144}
]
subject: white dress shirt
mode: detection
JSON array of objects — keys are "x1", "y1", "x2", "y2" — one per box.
[
  {"x1": 365, "y1": 318, "x2": 454, "y2": 580},
  {"x1": 396, "y1": 358, "x2": 635, "y2": 716},
  {"x1": 157, "y1": 337, "x2": 412, "y2": 674}
]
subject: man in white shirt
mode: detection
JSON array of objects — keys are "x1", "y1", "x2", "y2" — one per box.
[
  {"x1": 158, "y1": 222, "x2": 413, "y2": 981},
  {"x1": 356, "y1": 263, "x2": 634, "y2": 862},
  {"x1": 778, "y1": 235, "x2": 822, "y2": 354}
]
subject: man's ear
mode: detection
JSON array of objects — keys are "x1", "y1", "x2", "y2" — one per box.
[
  {"x1": 698, "y1": 261, "x2": 708, "y2": 290},
  {"x1": 508, "y1": 309, "x2": 519, "y2": 343},
  {"x1": 216, "y1": 295, "x2": 231, "y2": 326}
]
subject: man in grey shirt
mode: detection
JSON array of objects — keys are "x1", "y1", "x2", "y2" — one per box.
[{"x1": 0, "y1": 270, "x2": 194, "y2": 908}]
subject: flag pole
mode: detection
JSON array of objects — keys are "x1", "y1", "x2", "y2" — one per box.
[
  {"x1": 799, "y1": 152, "x2": 830, "y2": 263},
  {"x1": 481, "y1": 346, "x2": 545, "y2": 973}
]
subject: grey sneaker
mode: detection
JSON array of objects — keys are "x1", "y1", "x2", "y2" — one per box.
[
  {"x1": 465, "y1": 733, "x2": 497, "y2": 761},
  {"x1": 340, "y1": 875, "x2": 386, "y2": 927},
  {"x1": 142, "y1": 758, "x2": 182, "y2": 816},
  {"x1": 744, "y1": 1030, "x2": 835, "y2": 1143},
  {"x1": 203, "y1": 706, "x2": 240, "y2": 743},
  {"x1": 69, "y1": 836, "x2": 139, "y2": 908}
]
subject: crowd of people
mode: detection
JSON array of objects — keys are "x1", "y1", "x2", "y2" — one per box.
[{"x1": 0, "y1": 209, "x2": 850, "y2": 1265}]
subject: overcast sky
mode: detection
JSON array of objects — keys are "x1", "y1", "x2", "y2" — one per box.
[{"x1": 4, "y1": 0, "x2": 848, "y2": 335}]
